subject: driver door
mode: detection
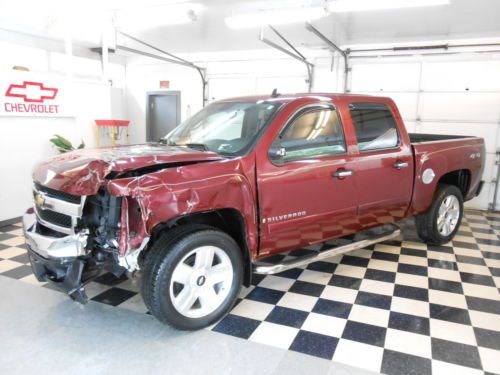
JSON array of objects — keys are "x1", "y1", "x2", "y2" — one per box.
[{"x1": 256, "y1": 104, "x2": 358, "y2": 257}]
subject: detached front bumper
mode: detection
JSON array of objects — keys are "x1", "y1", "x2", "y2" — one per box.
[{"x1": 23, "y1": 209, "x2": 90, "y2": 303}]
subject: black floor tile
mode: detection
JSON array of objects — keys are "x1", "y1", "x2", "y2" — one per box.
[
  {"x1": 329, "y1": 274, "x2": 362, "y2": 290},
  {"x1": 465, "y1": 296, "x2": 500, "y2": 315},
  {"x1": 430, "y1": 304, "x2": 471, "y2": 325},
  {"x1": 482, "y1": 251, "x2": 500, "y2": 260},
  {"x1": 93, "y1": 272, "x2": 129, "y2": 286},
  {"x1": 489, "y1": 266, "x2": 500, "y2": 277},
  {"x1": 427, "y1": 258, "x2": 458, "y2": 270},
  {"x1": 274, "y1": 268, "x2": 304, "y2": 280},
  {"x1": 473, "y1": 327, "x2": 500, "y2": 350},
  {"x1": 265, "y1": 306, "x2": 308, "y2": 328},
  {"x1": 8, "y1": 253, "x2": 30, "y2": 264},
  {"x1": 288, "y1": 248, "x2": 317, "y2": 257},
  {"x1": 0, "y1": 224, "x2": 20, "y2": 233},
  {"x1": 0, "y1": 233, "x2": 16, "y2": 241},
  {"x1": 289, "y1": 330, "x2": 338, "y2": 359},
  {"x1": 431, "y1": 338, "x2": 482, "y2": 370},
  {"x1": 428, "y1": 278, "x2": 463, "y2": 294},
  {"x1": 289, "y1": 280, "x2": 325, "y2": 297},
  {"x1": 476, "y1": 238, "x2": 500, "y2": 247},
  {"x1": 341, "y1": 321, "x2": 386, "y2": 347},
  {"x1": 365, "y1": 269, "x2": 396, "y2": 283},
  {"x1": 0, "y1": 243, "x2": 9, "y2": 251},
  {"x1": 340, "y1": 255, "x2": 370, "y2": 268},
  {"x1": 452, "y1": 241, "x2": 480, "y2": 250},
  {"x1": 388, "y1": 311, "x2": 430, "y2": 336},
  {"x1": 455, "y1": 255, "x2": 486, "y2": 266},
  {"x1": 0, "y1": 265, "x2": 33, "y2": 279},
  {"x1": 401, "y1": 248, "x2": 427, "y2": 258},
  {"x1": 394, "y1": 284, "x2": 429, "y2": 302},
  {"x1": 306, "y1": 261, "x2": 337, "y2": 274},
  {"x1": 355, "y1": 291, "x2": 392, "y2": 310},
  {"x1": 382, "y1": 349, "x2": 432, "y2": 375},
  {"x1": 372, "y1": 251, "x2": 399, "y2": 262},
  {"x1": 250, "y1": 273, "x2": 267, "y2": 286},
  {"x1": 460, "y1": 272, "x2": 496, "y2": 287},
  {"x1": 312, "y1": 298, "x2": 352, "y2": 319},
  {"x1": 90, "y1": 287, "x2": 137, "y2": 306},
  {"x1": 397, "y1": 263, "x2": 428, "y2": 276},
  {"x1": 246, "y1": 287, "x2": 285, "y2": 305},
  {"x1": 213, "y1": 314, "x2": 260, "y2": 339},
  {"x1": 427, "y1": 245, "x2": 454, "y2": 254}
]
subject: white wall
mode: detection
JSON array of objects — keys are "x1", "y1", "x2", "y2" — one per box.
[
  {"x1": 349, "y1": 53, "x2": 500, "y2": 210},
  {"x1": 124, "y1": 50, "x2": 344, "y2": 143},
  {"x1": 0, "y1": 41, "x2": 126, "y2": 222}
]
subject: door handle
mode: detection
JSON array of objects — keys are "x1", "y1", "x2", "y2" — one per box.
[
  {"x1": 393, "y1": 161, "x2": 409, "y2": 169},
  {"x1": 333, "y1": 169, "x2": 353, "y2": 178}
]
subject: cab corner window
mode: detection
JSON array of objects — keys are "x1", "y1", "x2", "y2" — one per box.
[
  {"x1": 349, "y1": 103, "x2": 399, "y2": 152},
  {"x1": 279, "y1": 108, "x2": 346, "y2": 162}
]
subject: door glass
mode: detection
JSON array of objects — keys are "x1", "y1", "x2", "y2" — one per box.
[
  {"x1": 280, "y1": 109, "x2": 346, "y2": 162},
  {"x1": 349, "y1": 103, "x2": 399, "y2": 151}
]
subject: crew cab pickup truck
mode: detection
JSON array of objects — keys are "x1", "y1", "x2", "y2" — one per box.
[{"x1": 24, "y1": 93, "x2": 484, "y2": 329}]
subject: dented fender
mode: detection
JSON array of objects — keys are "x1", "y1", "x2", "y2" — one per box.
[{"x1": 106, "y1": 156, "x2": 259, "y2": 258}]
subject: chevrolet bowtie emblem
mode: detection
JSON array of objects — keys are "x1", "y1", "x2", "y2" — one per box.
[{"x1": 34, "y1": 192, "x2": 46, "y2": 208}]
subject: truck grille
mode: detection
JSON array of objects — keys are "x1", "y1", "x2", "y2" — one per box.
[
  {"x1": 33, "y1": 182, "x2": 86, "y2": 234},
  {"x1": 34, "y1": 182, "x2": 81, "y2": 204},
  {"x1": 36, "y1": 209, "x2": 72, "y2": 229}
]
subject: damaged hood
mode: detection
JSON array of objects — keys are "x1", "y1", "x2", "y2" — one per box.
[{"x1": 33, "y1": 143, "x2": 223, "y2": 195}]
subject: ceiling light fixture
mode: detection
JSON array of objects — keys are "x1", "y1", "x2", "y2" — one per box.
[
  {"x1": 225, "y1": 6, "x2": 327, "y2": 29},
  {"x1": 115, "y1": 3, "x2": 203, "y2": 30},
  {"x1": 328, "y1": 0, "x2": 450, "y2": 13}
]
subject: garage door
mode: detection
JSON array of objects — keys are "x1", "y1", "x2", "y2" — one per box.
[{"x1": 350, "y1": 56, "x2": 500, "y2": 211}]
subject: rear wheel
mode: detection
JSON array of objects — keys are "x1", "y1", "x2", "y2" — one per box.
[
  {"x1": 141, "y1": 227, "x2": 243, "y2": 330},
  {"x1": 416, "y1": 184, "x2": 463, "y2": 245}
]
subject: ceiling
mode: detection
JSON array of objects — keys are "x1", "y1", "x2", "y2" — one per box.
[
  {"x1": 124, "y1": 0, "x2": 500, "y2": 53},
  {"x1": 1, "y1": 0, "x2": 500, "y2": 54}
]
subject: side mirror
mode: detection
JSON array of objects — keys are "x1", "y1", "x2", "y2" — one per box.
[{"x1": 268, "y1": 140, "x2": 286, "y2": 166}]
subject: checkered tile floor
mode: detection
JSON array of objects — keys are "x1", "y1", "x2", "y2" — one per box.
[{"x1": 1, "y1": 210, "x2": 500, "y2": 375}]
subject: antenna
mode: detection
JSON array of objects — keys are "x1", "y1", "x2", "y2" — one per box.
[{"x1": 271, "y1": 88, "x2": 280, "y2": 97}]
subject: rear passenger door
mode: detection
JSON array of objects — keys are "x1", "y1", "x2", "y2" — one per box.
[{"x1": 348, "y1": 102, "x2": 413, "y2": 224}]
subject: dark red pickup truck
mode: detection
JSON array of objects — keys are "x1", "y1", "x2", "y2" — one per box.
[{"x1": 24, "y1": 93, "x2": 484, "y2": 329}]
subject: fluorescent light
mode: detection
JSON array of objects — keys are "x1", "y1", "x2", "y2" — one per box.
[
  {"x1": 328, "y1": 0, "x2": 450, "y2": 13},
  {"x1": 225, "y1": 7, "x2": 327, "y2": 29}
]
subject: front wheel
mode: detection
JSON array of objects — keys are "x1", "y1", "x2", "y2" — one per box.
[
  {"x1": 416, "y1": 184, "x2": 464, "y2": 245},
  {"x1": 142, "y1": 227, "x2": 243, "y2": 330}
]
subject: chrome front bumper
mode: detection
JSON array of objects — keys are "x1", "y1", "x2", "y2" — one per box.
[{"x1": 23, "y1": 210, "x2": 88, "y2": 259}]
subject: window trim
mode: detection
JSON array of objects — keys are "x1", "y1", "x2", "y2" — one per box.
[
  {"x1": 348, "y1": 102, "x2": 401, "y2": 154},
  {"x1": 270, "y1": 103, "x2": 347, "y2": 165}
]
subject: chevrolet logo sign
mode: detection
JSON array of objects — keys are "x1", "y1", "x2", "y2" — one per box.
[{"x1": 34, "y1": 192, "x2": 47, "y2": 209}]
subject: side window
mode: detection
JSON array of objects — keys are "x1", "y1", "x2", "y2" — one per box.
[
  {"x1": 349, "y1": 103, "x2": 399, "y2": 152},
  {"x1": 280, "y1": 109, "x2": 346, "y2": 162}
]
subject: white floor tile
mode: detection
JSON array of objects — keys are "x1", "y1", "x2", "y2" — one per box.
[
  {"x1": 384, "y1": 328, "x2": 432, "y2": 359},
  {"x1": 249, "y1": 322, "x2": 299, "y2": 350}
]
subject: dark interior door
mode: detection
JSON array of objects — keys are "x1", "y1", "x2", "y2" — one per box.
[{"x1": 147, "y1": 93, "x2": 180, "y2": 142}]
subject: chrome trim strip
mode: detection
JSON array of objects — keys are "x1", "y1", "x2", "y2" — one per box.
[
  {"x1": 253, "y1": 225, "x2": 401, "y2": 275},
  {"x1": 23, "y1": 210, "x2": 88, "y2": 258}
]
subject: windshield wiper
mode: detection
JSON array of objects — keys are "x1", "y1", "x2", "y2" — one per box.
[{"x1": 184, "y1": 143, "x2": 209, "y2": 152}]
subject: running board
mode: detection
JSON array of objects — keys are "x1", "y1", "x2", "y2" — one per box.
[{"x1": 253, "y1": 224, "x2": 401, "y2": 275}]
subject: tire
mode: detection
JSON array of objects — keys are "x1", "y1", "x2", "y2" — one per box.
[
  {"x1": 415, "y1": 184, "x2": 464, "y2": 245},
  {"x1": 141, "y1": 226, "x2": 243, "y2": 330}
]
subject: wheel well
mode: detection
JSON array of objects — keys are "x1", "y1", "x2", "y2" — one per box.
[
  {"x1": 149, "y1": 209, "x2": 253, "y2": 287},
  {"x1": 438, "y1": 169, "x2": 470, "y2": 197}
]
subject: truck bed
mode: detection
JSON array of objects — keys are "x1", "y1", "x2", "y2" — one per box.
[{"x1": 408, "y1": 133, "x2": 474, "y2": 144}]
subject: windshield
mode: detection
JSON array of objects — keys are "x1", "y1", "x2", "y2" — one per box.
[{"x1": 163, "y1": 101, "x2": 282, "y2": 155}]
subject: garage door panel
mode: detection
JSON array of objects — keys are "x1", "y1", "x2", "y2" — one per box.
[
  {"x1": 419, "y1": 92, "x2": 500, "y2": 122},
  {"x1": 418, "y1": 121, "x2": 499, "y2": 154},
  {"x1": 421, "y1": 61, "x2": 500, "y2": 91},
  {"x1": 357, "y1": 91, "x2": 418, "y2": 120},
  {"x1": 208, "y1": 77, "x2": 256, "y2": 101},
  {"x1": 482, "y1": 153, "x2": 498, "y2": 183},
  {"x1": 350, "y1": 63, "x2": 420, "y2": 91},
  {"x1": 465, "y1": 182, "x2": 496, "y2": 210},
  {"x1": 256, "y1": 76, "x2": 307, "y2": 95}
]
